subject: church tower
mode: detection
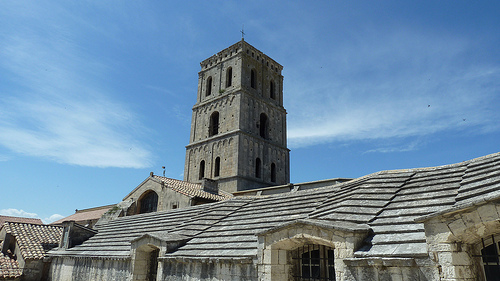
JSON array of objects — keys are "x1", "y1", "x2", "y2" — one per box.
[{"x1": 184, "y1": 40, "x2": 290, "y2": 193}]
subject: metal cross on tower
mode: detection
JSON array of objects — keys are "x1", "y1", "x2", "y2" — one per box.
[{"x1": 240, "y1": 25, "x2": 245, "y2": 40}]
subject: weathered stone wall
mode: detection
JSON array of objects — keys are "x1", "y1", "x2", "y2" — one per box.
[
  {"x1": 420, "y1": 201, "x2": 500, "y2": 281},
  {"x1": 343, "y1": 257, "x2": 439, "y2": 281},
  {"x1": 49, "y1": 257, "x2": 131, "y2": 281},
  {"x1": 161, "y1": 259, "x2": 258, "y2": 281}
]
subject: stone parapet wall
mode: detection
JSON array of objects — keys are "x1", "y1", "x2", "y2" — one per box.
[{"x1": 49, "y1": 257, "x2": 131, "y2": 281}]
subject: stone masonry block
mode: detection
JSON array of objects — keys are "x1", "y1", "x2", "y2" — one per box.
[
  {"x1": 460, "y1": 210, "x2": 482, "y2": 229},
  {"x1": 447, "y1": 218, "x2": 467, "y2": 237},
  {"x1": 478, "y1": 204, "x2": 500, "y2": 223}
]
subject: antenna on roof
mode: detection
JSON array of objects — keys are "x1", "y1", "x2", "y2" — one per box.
[
  {"x1": 162, "y1": 166, "x2": 165, "y2": 177},
  {"x1": 240, "y1": 25, "x2": 245, "y2": 40}
]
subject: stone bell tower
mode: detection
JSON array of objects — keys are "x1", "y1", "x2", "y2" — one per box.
[{"x1": 184, "y1": 40, "x2": 290, "y2": 193}]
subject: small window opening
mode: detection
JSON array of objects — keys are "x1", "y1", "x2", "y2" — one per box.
[
  {"x1": 292, "y1": 244, "x2": 335, "y2": 280},
  {"x1": 209, "y1": 111, "x2": 219, "y2": 136},
  {"x1": 259, "y1": 113, "x2": 268, "y2": 139},
  {"x1": 255, "y1": 158, "x2": 261, "y2": 178},
  {"x1": 270, "y1": 80, "x2": 276, "y2": 100},
  {"x1": 226, "y1": 67, "x2": 232, "y2": 87},
  {"x1": 206, "y1": 76, "x2": 212, "y2": 96},
  {"x1": 214, "y1": 157, "x2": 221, "y2": 177},
  {"x1": 199, "y1": 160, "x2": 205, "y2": 180},
  {"x1": 251, "y1": 69, "x2": 256, "y2": 89},
  {"x1": 271, "y1": 163, "x2": 276, "y2": 183}
]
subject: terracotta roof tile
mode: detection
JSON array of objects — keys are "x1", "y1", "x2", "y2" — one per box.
[
  {"x1": 0, "y1": 216, "x2": 43, "y2": 226},
  {"x1": 0, "y1": 241, "x2": 22, "y2": 279},
  {"x1": 51, "y1": 205, "x2": 113, "y2": 225},
  {"x1": 152, "y1": 176, "x2": 233, "y2": 201},
  {"x1": 2, "y1": 222, "x2": 62, "y2": 260}
]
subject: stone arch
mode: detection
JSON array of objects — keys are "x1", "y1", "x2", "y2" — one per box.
[{"x1": 257, "y1": 221, "x2": 368, "y2": 281}]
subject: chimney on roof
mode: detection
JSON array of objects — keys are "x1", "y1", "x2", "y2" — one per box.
[
  {"x1": 202, "y1": 178, "x2": 218, "y2": 194},
  {"x1": 150, "y1": 172, "x2": 154, "y2": 177}
]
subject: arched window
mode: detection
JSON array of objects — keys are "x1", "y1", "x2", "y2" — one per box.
[
  {"x1": 209, "y1": 111, "x2": 219, "y2": 136},
  {"x1": 199, "y1": 160, "x2": 205, "y2": 180},
  {"x1": 270, "y1": 80, "x2": 275, "y2": 100},
  {"x1": 139, "y1": 191, "x2": 158, "y2": 214},
  {"x1": 259, "y1": 113, "x2": 268, "y2": 139},
  {"x1": 226, "y1": 67, "x2": 232, "y2": 87},
  {"x1": 293, "y1": 244, "x2": 335, "y2": 280},
  {"x1": 480, "y1": 235, "x2": 500, "y2": 280},
  {"x1": 251, "y1": 69, "x2": 256, "y2": 89},
  {"x1": 206, "y1": 76, "x2": 212, "y2": 96},
  {"x1": 214, "y1": 157, "x2": 221, "y2": 177},
  {"x1": 255, "y1": 158, "x2": 261, "y2": 178},
  {"x1": 271, "y1": 163, "x2": 276, "y2": 183}
]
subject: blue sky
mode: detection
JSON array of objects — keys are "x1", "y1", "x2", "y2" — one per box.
[{"x1": 0, "y1": 1, "x2": 499, "y2": 223}]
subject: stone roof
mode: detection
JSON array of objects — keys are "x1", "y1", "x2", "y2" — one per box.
[
  {"x1": 0, "y1": 241, "x2": 22, "y2": 279},
  {"x1": 0, "y1": 216, "x2": 43, "y2": 226},
  {"x1": 2, "y1": 222, "x2": 62, "y2": 260},
  {"x1": 50, "y1": 152, "x2": 500, "y2": 260},
  {"x1": 151, "y1": 175, "x2": 232, "y2": 201},
  {"x1": 51, "y1": 205, "x2": 114, "y2": 225}
]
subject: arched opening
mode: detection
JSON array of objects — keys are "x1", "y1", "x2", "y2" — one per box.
[
  {"x1": 259, "y1": 113, "x2": 268, "y2": 139},
  {"x1": 251, "y1": 69, "x2": 256, "y2": 89},
  {"x1": 132, "y1": 244, "x2": 159, "y2": 281},
  {"x1": 138, "y1": 191, "x2": 158, "y2": 214},
  {"x1": 255, "y1": 158, "x2": 261, "y2": 178},
  {"x1": 206, "y1": 76, "x2": 212, "y2": 96},
  {"x1": 226, "y1": 67, "x2": 232, "y2": 87},
  {"x1": 209, "y1": 111, "x2": 219, "y2": 136},
  {"x1": 270, "y1": 80, "x2": 275, "y2": 99},
  {"x1": 199, "y1": 160, "x2": 205, "y2": 180},
  {"x1": 214, "y1": 157, "x2": 221, "y2": 177},
  {"x1": 271, "y1": 163, "x2": 276, "y2": 183}
]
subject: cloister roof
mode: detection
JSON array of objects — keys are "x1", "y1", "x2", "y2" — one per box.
[{"x1": 50, "y1": 152, "x2": 500, "y2": 259}]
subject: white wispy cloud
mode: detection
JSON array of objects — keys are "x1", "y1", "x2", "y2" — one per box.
[
  {"x1": 0, "y1": 209, "x2": 64, "y2": 224},
  {"x1": 286, "y1": 28, "x2": 500, "y2": 149},
  {"x1": 0, "y1": 3, "x2": 152, "y2": 168}
]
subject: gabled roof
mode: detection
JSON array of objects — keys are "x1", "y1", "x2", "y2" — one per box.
[
  {"x1": 0, "y1": 216, "x2": 43, "y2": 226},
  {"x1": 151, "y1": 175, "x2": 232, "y2": 201},
  {"x1": 50, "y1": 152, "x2": 500, "y2": 260},
  {"x1": 0, "y1": 241, "x2": 22, "y2": 279},
  {"x1": 2, "y1": 222, "x2": 62, "y2": 260},
  {"x1": 51, "y1": 205, "x2": 114, "y2": 225}
]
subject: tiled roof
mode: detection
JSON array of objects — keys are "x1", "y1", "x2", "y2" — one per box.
[
  {"x1": 0, "y1": 216, "x2": 43, "y2": 226},
  {"x1": 51, "y1": 205, "x2": 113, "y2": 225},
  {"x1": 0, "y1": 242, "x2": 22, "y2": 279},
  {"x1": 152, "y1": 175, "x2": 232, "y2": 201},
  {"x1": 50, "y1": 152, "x2": 500, "y2": 259},
  {"x1": 3, "y1": 222, "x2": 62, "y2": 260}
]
